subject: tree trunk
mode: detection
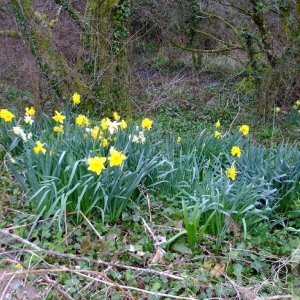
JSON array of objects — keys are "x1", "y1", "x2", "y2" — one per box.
[
  {"x1": 81, "y1": 0, "x2": 131, "y2": 114},
  {"x1": 8, "y1": 0, "x2": 81, "y2": 101}
]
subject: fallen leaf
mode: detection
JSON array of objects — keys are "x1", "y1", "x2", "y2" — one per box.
[{"x1": 151, "y1": 248, "x2": 165, "y2": 264}]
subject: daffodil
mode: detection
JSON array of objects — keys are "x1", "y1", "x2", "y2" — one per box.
[
  {"x1": 72, "y1": 92, "x2": 80, "y2": 105},
  {"x1": 108, "y1": 147, "x2": 127, "y2": 167},
  {"x1": 13, "y1": 126, "x2": 24, "y2": 135},
  {"x1": 113, "y1": 112, "x2": 121, "y2": 121},
  {"x1": 225, "y1": 164, "x2": 236, "y2": 180},
  {"x1": 33, "y1": 141, "x2": 46, "y2": 155},
  {"x1": 24, "y1": 114, "x2": 34, "y2": 125},
  {"x1": 76, "y1": 114, "x2": 90, "y2": 126},
  {"x1": 52, "y1": 111, "x2": 66, "y2": 124},
  {"x1": 87, "y1": 156, "x2": 106, "y2": 175},
  {"x1": 275, "y1": 107, "x2": 281, "y2": 113},
  {"x1": 176, "y1": 137, "x2": 181, "y2": 143},
  {"x1": 108, "y1": 120, "x2": 119, "y2": 135},
  {"x1": 101, "y1": 117, "x2": 110, "y2": 130},
  {"x1": 101, "y1": 138, "x2": 109, "y2": 147},
  {"x1": 92, "y1": 126, "x2": 103, "y2": 140},
  {"x1": 239, "y1": 124, "x2": 249, "y2": 136},
  {"x1": 53, "y1": 125, "x2": 64, "y2": 133},
  {"x1": 130, "y1": 131, "x2": 146, "y2": 144},
  {"x1": 215, "y1": 120, "x2": 221, "y2": 128},
  {"x1": 231, "y1": 146, "x2": 242, "y2": 158},
  {"x1": 141, "y1": 118, "x2": 153, "y2": 130},
  {"x1": 26, "y1": 132, "x2": 32, "y2": 141},
  {"x1": 25, "y1": 107, "x2": 35, "y2": 116},
  {"x1": 0, "y1": 109, "x2": 15, "y2": 122},
  {"x1": 214, "y1": 130, "x2": 221, "y2": 139},
  {"x1": 120, "y1": 119, "x2": 128, "y2": 129}
]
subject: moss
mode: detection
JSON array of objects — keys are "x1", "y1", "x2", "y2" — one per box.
[
  {"x1": 8, "y1": 0, "x2": 81, "y2": 101},
  {"x1": 81, "y1": 0, "x2": 131, "y2": 115}
]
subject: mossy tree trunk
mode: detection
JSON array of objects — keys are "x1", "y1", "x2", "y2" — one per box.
[
  {"x1": 8, "y1": 0, "x2": 81, "y2": 101},
  {"x1": 82, "y1": 0, "x2": 131, "y2": 114}
]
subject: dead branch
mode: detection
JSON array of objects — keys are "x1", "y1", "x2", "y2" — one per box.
[
  {"x1": 0, "y1": 229, "x2": 183, "y2": 281},
  {"x1": 1, "y1": 268, "x2": 197, "y2": 300}
]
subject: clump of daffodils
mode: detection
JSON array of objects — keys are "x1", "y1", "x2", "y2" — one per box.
[
  {"x1": 86, "y1": 147, "x2": 127, "y2": 175},
  {"x1": 130, "y1": 130, "x2": 146, "y2": 144},
  {"x1": 12, "y1": 126, "x2": 32, "y2": 142}
]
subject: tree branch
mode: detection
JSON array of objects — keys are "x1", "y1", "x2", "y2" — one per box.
[{"x1": 0, "y1": 229, "x2": 184, "y2": 281}]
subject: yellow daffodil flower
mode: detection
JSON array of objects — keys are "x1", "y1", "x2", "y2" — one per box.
[
  {"x1": 52, "y1": 111, "x2": 66, "y2": 124},
  {"x1": 231, "y1": 146, "x2": 242, "y2": 158},
  {"x1": 0, "y1": 109, "x2": 15, "y2": 122},
  {"x1": 101, "y1": 138, "x2": 109, "y2": 147},
  {"x1": 215, "y1": 120, "x2": 221, "y2": 128},
  {"x1": 214, "y1": 130, "x2": 221, "y2": 139},
  {"x1": 101, "y1": 117, "x2": 110, "y2": 130},
  {"x1": 108, "y1": 147, "x2": 127, "y2": 167},
  {"x1": 72, "y1": 92, "x2": 80, "y2": 105},
  {"x1": 120, "y1": 119, "x2": 128, "y2": 129},
  {"x1": 25, "y1": 107, "x2": 35, "y2": 116},
  {"x1": 92, "y1": 126, "x2": 103, "y2": 140},
  {"x1": 225, "y1": 164, "x2": 236, "y2": 180},
  {"x1": 33, "y1": 141, "x2": 46, "y2": 155},
  {"x1": 53, "y1": 125, "x2": 64, "y2": 133},
  {"x1": 239, "y1": 124, "x2": 250, "y2": 136},
  {"x1": 113, "y1": 112, "x2": 121, "y2": 121},
  {"x1": 141, "y1": 118, "x2": 153, "y2": 130},
  {"x1": 87, "y1": 156, "x2": 106, "y2": 175},
  {"x1": 76, "y1": 114, "x2": 90, "y2": 126}
]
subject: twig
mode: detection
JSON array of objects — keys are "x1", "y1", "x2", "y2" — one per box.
[
  {"x1": 224, "y1": 100, "x2": 241, "y2": 136},
  {"x1": 42, "y1": 274, "x2": 75, "y2": 300},
  {"x1": 260, "y1": 296, "x2": 292, "y2": 300},
  {"x1": 1, "y1": 268, "x2": 196, "y2": 300},
  {"x1": 146, "y1": 194, "x2": 152, "y2": 222},
  {"x1": 0, "y1": 229, "x2": 183, "y2": 281},
  {"x1": 80, "y1": 211, "x2": 103, "y2": 241}
]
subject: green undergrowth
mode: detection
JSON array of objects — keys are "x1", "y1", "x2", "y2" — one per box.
[{"x1": 1, "y1": 186, "x2": 299, "y2": 299}]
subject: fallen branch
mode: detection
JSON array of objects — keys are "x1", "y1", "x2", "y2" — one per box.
[
  {"x1": 1, "y1": 268, "x2": 197, "y2": 300},
  {"x1": 0, "y1": 229, "x2": 183, "y2": 281}
]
